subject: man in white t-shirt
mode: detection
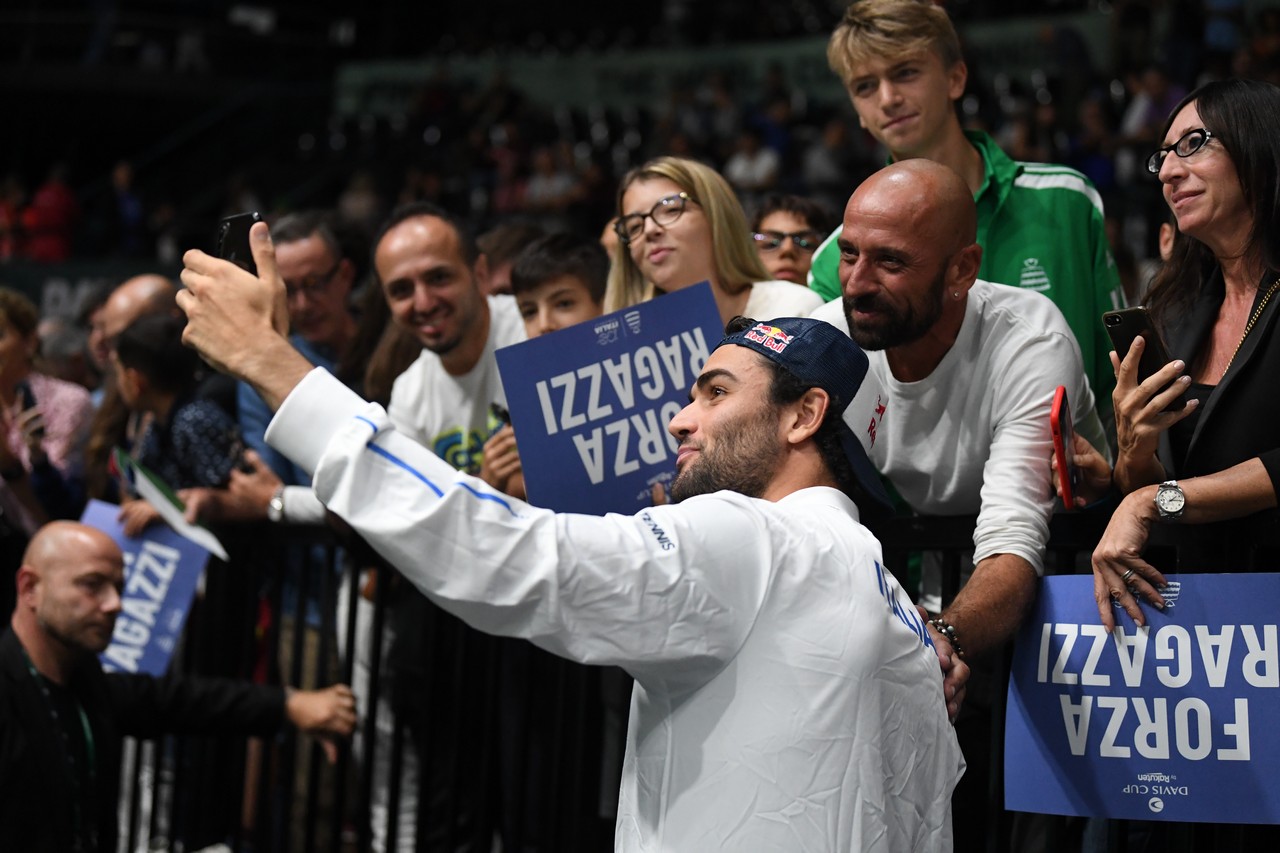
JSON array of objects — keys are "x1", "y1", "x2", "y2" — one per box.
[
  {"x1": 814, "y1": 159, "x2": 1106, "y2": 658},
  {"x1": 176, "y1": 223, "x2": 966, "y2": 850},
  {"x1": 362, "y1": 203, "x2": 527, "y2": 851},
  {"x1": 374, "y1": 204, "x2": 525, "y2": 474},
  {"x1": 812, "y1": 158, "x2": 1107, "y2": 843}
]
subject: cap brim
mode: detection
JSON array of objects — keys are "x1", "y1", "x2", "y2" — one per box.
[{"x1": 841, "y1": 366, "x2": 893, "y2": 516}]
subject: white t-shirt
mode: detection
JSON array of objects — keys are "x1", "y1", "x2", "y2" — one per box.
[
  {"x1": 268, "y1": 369, "x2": 964, "y2": 853},
  {"x1": 813, "y1": 281, "x2": 1106, "y2": 609},
  {"x1": 744, "y1": 279, "x2": 824, "y2": 320},
  {"x1": 386, "y1": 295, "x2": 526, "y2": 475}
]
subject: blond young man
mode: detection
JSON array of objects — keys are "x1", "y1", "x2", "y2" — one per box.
[{"x1": 809, "y1": 0, "x2": 1123, "y2": 424}]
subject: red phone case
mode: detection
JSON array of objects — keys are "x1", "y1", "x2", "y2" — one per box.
[{"x1": 1050, "y1": 386, "x2": 1076, "y2": 509}]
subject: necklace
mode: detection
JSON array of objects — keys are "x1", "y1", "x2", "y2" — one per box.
[{"x1": 1222, "y1": 276, "x2": 1280, "y2": 377}]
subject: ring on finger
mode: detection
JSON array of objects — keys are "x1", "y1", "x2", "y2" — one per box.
[{"x1": 1120, "y1": 568, "x2": 1136, "y2": 583}]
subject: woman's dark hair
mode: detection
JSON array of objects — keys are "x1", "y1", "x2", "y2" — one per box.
[
  {"x1": 114, "y1": 314, "x2": 198, "y2": 395},
  {"x1": 1146, "y1": 78, "x2": 1280, "y2": 329},
  {"x1": 362, "y1": 318, "x2": 422, "y2": 408}
]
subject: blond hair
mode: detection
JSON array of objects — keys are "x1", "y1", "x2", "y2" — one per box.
[
  {"x1": 604, "y1": 156, "x2": 770, "y2": 313},
  {"x1": 827, "y1": 0, "x2": 962, "y2": 89}
]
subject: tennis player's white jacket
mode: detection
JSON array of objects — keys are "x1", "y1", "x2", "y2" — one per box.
[{"x1": 268, "y1": 368, "x2": 965, "y2": 852}]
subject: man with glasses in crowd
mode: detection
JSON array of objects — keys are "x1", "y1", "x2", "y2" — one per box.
[{"x1": 237, "y1": 210, "x2": 360, "y2": 489}]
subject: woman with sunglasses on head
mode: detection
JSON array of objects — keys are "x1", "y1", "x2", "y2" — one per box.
[
  {"x1": 749, "y1": 194, "x2": 838, "y2": 287},
  {"x1": 1076, "y1": 80, "x2": 1280, "y2": 642},
  {"x1": 604, "y1": 157, "x2": 824, "y2": 324}
]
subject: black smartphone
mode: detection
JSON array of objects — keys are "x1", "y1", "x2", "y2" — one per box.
[
  {"x1": 1050, "y1": 386, "x2": 1077, "y2": 509},
  {"x1": 215, "y1": 211, "x2": 263, "y2": 275},
  {"x1": 1102, "y1": 307, "x2": 1185, "y2": 411},
  {"x1": 14, "y1": 380, "x2": 44, "y2": 439}
]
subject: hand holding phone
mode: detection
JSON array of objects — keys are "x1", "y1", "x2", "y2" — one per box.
[
  {"x1": 1102, "y1": 307, "x2": 1186, "y2": 412},
  {"x1": 15, "y1": 380, "x2": 44, "y2": 441},
  {"x1": 216, "y1": 212, "x2": 264, "y2": 276}
]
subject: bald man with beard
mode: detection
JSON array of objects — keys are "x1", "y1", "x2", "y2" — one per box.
[
  {"x1": 0, "y1": 521, "x2": 357, "y2": 852},
  {"x1": 814, "y1": 159, "x2": 1108, "y2": 655},
  {"x1": 812, "y1": 159, "x2": 1108, "y2": 842}
]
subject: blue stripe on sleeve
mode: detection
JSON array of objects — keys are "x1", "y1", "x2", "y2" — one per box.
[
  {"x1": 366, "y1": 443, "x2": 444, "y2": 497},
  {"x1": 457, "y1": 482, "x2": 518, "y2": 514},
  {"x1": 360, "y1": 432, "x2": 519, "y2": 517}
]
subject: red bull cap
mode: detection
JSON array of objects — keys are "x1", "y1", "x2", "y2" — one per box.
[{"x1": 717, "y1": 315, "x2": 893, "y2": 516}]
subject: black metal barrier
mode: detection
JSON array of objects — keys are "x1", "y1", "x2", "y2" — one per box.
[
  {"x1": 117, "y1": 522, "x2": 624, "y2": 853},
  {"x1": 115, "y1": 511, "x2": 1280, "y2": 853},
  {"x1": 875, "y1": 511, "x2": 1111, "y2": 853}
]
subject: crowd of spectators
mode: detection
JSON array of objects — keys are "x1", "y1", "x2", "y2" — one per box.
[
  {"x1": 5, "y1": 1, "x2": 1280, "y2": 850},
  {"x1": 4, "y1": 4, "x2": 1280, "y2": 275}
]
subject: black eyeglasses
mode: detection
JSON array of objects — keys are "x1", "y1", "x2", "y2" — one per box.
[
  {"x1": 1147, "y1": 128, "x2": 1216, "y2": 174},
  {"x1": 284, "y1": 260, "x2": 343, "y2": 300},
  {"x1": 614, "y1": 193, "x2": 696, "y2": 244},
  {"x1": 752, "y1": 230, "x2": 823, "y2": 253}
]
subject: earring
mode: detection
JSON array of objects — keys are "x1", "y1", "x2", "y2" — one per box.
[{"x1": 952, "y1": 290, "x2": 961, "y2": 300}]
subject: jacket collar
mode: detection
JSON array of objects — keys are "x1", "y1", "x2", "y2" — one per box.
[{"x1": 1160, "y1": 269, "x2": 1280, "y2": 466}]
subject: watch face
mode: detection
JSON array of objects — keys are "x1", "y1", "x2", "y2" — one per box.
[{"x1": 1157, "y1": 487, "x2": 1185, "y2": 513}]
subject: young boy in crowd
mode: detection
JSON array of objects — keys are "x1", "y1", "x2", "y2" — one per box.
[
  {"x1": 111, "y1": 314, "x2": 243, "y2": 534},
  {"x1": 480, "y1": 231, "x2": 608, "y2": 499}
]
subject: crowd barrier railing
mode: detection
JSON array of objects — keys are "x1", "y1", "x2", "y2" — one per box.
[{"x1": 116, "y1": 509, "x2": 1280, "y2": 852}]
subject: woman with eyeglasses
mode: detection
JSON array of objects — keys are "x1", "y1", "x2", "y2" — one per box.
[
  {"x1": 603, "y1": 157, "x2": 823, "y2": 324},
  {"x1": 749, "y1": 194, "x2": 838, "y2": 286},
  {"x1": 1072, "y1": 80, "x2": 1280, "y2": 635}
]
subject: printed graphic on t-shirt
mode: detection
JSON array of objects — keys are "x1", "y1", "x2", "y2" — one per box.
[
  {"x1": 431, "y1": 412, "x2": 503, "y2": 474},
  {"x1": 1018, "y1": 257, "x2": 1051, "y2": 292}
]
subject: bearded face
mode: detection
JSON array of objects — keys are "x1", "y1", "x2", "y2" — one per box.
[{"x1": 843, "y1": 262, "x2": 947, "y2": 351}]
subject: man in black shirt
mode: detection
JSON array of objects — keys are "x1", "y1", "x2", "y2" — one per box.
[{"x1": 0, "y1": 520, "x2": 357, "y2": 851}]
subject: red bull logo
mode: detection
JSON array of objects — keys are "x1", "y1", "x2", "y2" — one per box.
[
  {"x1": 744, "y1": 323, "x2": 793, "y2": 353},
  {"x1": 866, "y1": 394, "x2": 887, "y2": 447}
]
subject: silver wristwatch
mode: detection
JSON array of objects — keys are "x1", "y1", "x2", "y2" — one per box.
[
  {"x1": 1154, "y1": 480, "x2": 1186, "y2": 520},
  {"x1": 267, "y1": 486, "x2": 286, "y2": 523}
]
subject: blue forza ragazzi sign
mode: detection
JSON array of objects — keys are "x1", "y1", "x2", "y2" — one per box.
[
  {"x1": 1006, "y1": 573, "x2": 1280, "y2": 824},
  {"x1": 81, "y1": 499, "x2": 210, "y2": 677},
  {"x1": 495, "y1": 283, "x2": 723, "y2": 515}
]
